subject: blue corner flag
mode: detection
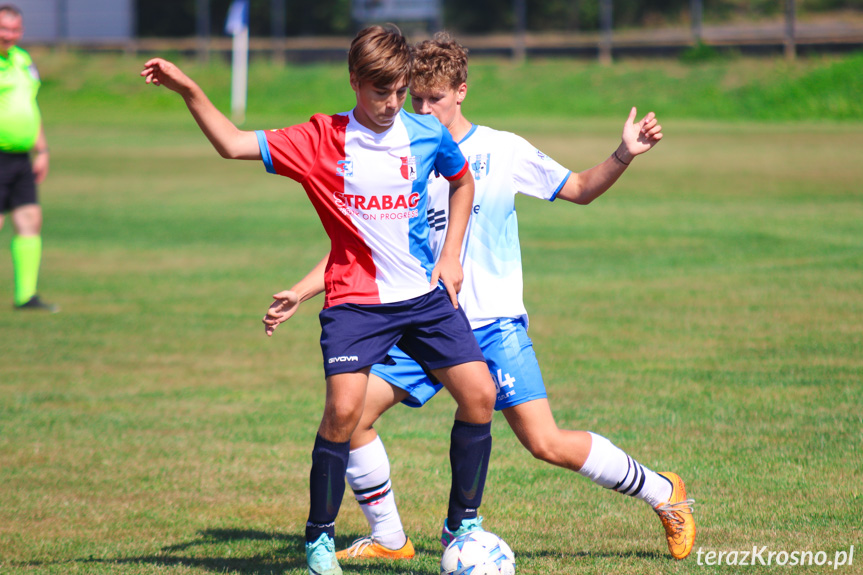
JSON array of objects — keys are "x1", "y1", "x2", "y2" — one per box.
[{"x1": 225, "y1": 0, "x2": 249, "y2": 35}]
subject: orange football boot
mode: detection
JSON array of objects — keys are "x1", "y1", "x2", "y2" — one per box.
[
  {"x1": 654, "y1": 472, "x2": 696, "y2": 560},
  {"x1": 335, "y1": 536, "x2": 415, "y2": 560}
]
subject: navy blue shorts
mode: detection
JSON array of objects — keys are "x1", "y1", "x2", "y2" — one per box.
[
  {"x1": 319, "y1": 289, "x2": 485, "y2": 378},
  {"x1": 0, "y1": 152, "x2": 38, "y2": 213}
]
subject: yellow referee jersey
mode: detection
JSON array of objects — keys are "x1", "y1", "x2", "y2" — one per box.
[{"x1": 0, "y1": 45, "x2": 42, "y2": 153}]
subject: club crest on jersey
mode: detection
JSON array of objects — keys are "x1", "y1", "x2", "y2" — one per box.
[
  {"x1": 337, "y1": 159, "x2": 353, "y2": 177},
  {"x1": 400, "y1": 156, "x2": 419, "y2": 181},
  {"x1": 469, "y1": 154, "x2": 491, "y2": 180}
]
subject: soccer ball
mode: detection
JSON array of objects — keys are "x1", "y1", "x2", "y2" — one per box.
[{"x1": 440, "y1": 530, "x2": 516, "y2": 575}]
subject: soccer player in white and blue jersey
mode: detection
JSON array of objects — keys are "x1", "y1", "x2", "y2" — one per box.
[{"x1": 265, "y1": 33, "x2": 695, "y2": 562}]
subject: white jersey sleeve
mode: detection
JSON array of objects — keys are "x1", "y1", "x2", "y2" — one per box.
[
  {"x1": 508, "y1": 133, "x2": 572, "y2": 201},
  {"x1": 437, "y1": 125, "x2": 571, "y2": 329}
]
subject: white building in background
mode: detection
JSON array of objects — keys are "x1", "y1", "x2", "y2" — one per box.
[
  {"x1": 352, "y1": 0, "x2": 442, "y2": 31},
  {"x1": 14, "y1": 0, "x2": 134, "y2": 42}
]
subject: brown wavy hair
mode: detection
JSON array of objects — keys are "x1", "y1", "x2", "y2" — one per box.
[
  {"x1": 411, "y1": 32, "x2": 469, "y2": 93},
  {"x1": 348, "y1": 25, "x2": 412, "y2": 87}
]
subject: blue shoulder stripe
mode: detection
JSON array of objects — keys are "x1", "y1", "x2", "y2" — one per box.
[
  {"x1": 550, "y1": 171, "x2": 573, "y2": 201},
  {"x1": 255, "y1": 130, "x2": 276, "y2": 174}
]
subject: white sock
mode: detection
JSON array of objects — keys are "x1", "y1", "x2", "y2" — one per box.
[
  {"x1": 346, "y1": 435, "x2": 407, "y2": 550},
  {"x1": 577, "y1": 432, "x2": 673, "y2": 508}
]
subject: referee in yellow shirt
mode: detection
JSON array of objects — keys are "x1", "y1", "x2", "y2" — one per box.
[{"x1": 1, "y1": 4, "x2": 56, "y2": 311}]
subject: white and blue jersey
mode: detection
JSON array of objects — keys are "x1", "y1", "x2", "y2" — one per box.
[
  {"x1": 432, "y1": 125, "x2": 571, "y2": 329},
  {"x1": 372, "y1": 124, "x2": 572, "y2": 409}
]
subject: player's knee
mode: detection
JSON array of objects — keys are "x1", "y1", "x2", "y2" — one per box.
[
  {"x1": 521, "y1": 433, "x2": 563, "y2": 465},
  {"x1": 527, "y1": 441, "x2": 557, "y2": 464},
  {"x1": 465, "y1": 378, "x2": 496, "y2": 411},
  {"x1": 443, "y1": 371, "x2": 495, "y2": 403},
  {"x1": 481, "y1": 384, "x2": 496, "y2": 409},
  {"x1": 453, "y1": 388, "x2": 495, "y2": 423},
  {"x1": 12, "y1": 205, "x2": 42, "y2": 235},
  {"x1": 323, "y1": 401, "x2": 363, "y2": 434},
  {"x1": 352, "y1": 417, "x2": 379, "y2": 442}
]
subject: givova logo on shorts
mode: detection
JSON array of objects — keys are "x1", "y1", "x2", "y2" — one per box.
[{"x1": 328, "y1": 355, "x2": 359, "y2": 364}]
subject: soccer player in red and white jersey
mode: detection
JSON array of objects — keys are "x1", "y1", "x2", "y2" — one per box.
[
  {"x1": 264, "y1": 33, "x2": 695, "y2": 562},
  {"x1": 141, "y1": 26, "x2": 499, "y2": 575}
]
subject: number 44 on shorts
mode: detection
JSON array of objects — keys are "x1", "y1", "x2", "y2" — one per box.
[{"x1": 494, "y1": 369, "x2": 516, "y2": 399}]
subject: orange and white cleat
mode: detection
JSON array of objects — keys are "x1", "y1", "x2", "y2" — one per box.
[
  {"x1": 654, "y1": 472, "x2": 696, "y2": 560},
  {"x1": 335, "y1": 536, "x2": 415, "y2": 560}
]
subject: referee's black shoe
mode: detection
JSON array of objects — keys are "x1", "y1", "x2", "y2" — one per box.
[{"x1": 14, "y1": 295, "x2": 60, "y2": 313}]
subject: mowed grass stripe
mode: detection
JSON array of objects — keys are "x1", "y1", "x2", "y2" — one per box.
[{"x1": 1, "y1": 55, "x2": 861, "y2": 574}]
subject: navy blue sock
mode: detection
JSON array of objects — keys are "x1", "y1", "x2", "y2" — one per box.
[
  {"x1": 306, "y1": 433, "x2": 350, "y2": 543},
  {"x1": 447, "y1": 419, "x2": 492, "y2": 531}
]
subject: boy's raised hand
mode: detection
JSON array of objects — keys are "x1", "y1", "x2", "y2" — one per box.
[
  {"x1": 140, "y1": 58, "x2": 195, "y2": 96},
  {"x1": 622, "y1": 107, "x2": 663, "y2": 157}
]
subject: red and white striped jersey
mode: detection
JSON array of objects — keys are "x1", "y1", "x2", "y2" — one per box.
[{"x1": 257, "y1": 108, "x2": 468, "y2": 308}]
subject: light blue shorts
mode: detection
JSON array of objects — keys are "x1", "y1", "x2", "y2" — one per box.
[{"x1": 370, "y1": 317, "x2": 547, "y2": 410}]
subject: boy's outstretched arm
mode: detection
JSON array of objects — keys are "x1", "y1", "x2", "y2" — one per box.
[
  {"x1": 556, "y1": 107, "x2": 663, "y2": 205},
  {"x1": 141, "y1": 58, "x2": 260, "y2": 160},
  {"x1": 262, "y1": 254, "x2": 328, "y2": 336}
]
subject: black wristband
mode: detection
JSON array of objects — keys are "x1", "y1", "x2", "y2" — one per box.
[{"x1": 612, "y1": 150, "x2": 630, "y2": 166}]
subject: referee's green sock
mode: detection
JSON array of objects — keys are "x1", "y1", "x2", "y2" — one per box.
[{"x1": 11, "y1": 235, "x2": 42, "y2": 306}]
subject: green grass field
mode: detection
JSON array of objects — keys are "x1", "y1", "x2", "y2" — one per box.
[{"x1": 1, "y1": 52, "x2": 862, "y2": 574}]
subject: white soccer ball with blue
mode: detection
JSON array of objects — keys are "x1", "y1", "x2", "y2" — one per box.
[{"x1": 440, "y1": 530, "x2": 516, "y2": 575}]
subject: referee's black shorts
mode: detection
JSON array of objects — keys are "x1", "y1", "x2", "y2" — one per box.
[{"x1": 0, "y1": 151, "x2": 38, "y2": 213}]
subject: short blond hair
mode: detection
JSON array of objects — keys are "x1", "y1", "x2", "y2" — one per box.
[
  {"x1": 411, "y1": 32, "x2": 469, "y2": 93},
  {"x1": 348, "y1": 25, "x2": 412, "y2": 87}
]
